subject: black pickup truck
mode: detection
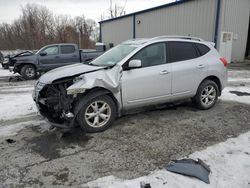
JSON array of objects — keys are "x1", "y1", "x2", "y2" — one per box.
[{"x1": 6, "y1": 43, "x2": 105, "y2": 80}]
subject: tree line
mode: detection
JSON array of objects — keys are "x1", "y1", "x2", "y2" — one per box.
[{"x1": 0, "y1": 4, "x2": 99, "y2": 50}]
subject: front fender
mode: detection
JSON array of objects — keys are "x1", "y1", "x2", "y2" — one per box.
[
  {"x1": 13, "y1": 59, "x2": 38, "y2": 72},
  {"x1": 13, "y1": 55, "x2": 38, "y2": 67},
  {"x1": 66, "y1": 65, "x2": 122, "y2": 95},
  {"x1": 66, "y1": 65, "x2": 123, "y2": 115}
]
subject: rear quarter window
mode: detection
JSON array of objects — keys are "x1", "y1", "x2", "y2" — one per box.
[
  {"x1": 195, "y1": 43, "x2": 210, "y2": 56},
  {"x1": 167, "y1": 42, "x2": 198, "y2": 63}
]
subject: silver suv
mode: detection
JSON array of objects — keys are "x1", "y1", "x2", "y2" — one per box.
[{"x1": 33, "y1": 36, "x2": 228, "y2": 133}]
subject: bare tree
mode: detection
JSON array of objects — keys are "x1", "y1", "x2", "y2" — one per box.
[
  {"x1": 75, "y1": 15, "x2": 96, "y2": 49},
  {"x1": 108, "y1": 0, "x2": 127, "y2": 18},
  {"x1": 0, "y1": 4, "x2": 98, "y2": 50}
]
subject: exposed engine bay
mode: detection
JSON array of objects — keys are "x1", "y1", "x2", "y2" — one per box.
[{"x1": 34, "y1": 78, "x2": 75, "y2": 127}]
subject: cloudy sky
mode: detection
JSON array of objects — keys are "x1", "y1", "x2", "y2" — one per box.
[{"x1": 0, "y1": 0, "x2": 174, "y2": 24}]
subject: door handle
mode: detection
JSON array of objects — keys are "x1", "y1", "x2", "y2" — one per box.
[
  {"x1": 197, "y1": 64, "x2": 205, "y2": 69},
  {"x1": 72, "y1": 55, "x2": 77, "y2": 57},
  {"x1": 55, "y1": 56, "x2": 60, "y2": 58},
  {"x1": 160, "y1": 70, "x2": 170, "y2": 75}
]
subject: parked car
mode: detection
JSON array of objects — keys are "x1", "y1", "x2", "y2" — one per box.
[
  {"x1": 33, "y1": 36, "x2": 228, "y2": 133},
  {"x1": 9, "y1": 43, "x2": 105, "y2": 80}
]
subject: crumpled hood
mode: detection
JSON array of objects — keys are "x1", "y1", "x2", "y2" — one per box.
[
  {"x1": 39, "y1": 63, "x2": 104, "y2": 84},
  {"x1": 11, "y1": 51, "x2": 34, "y2": 59}
]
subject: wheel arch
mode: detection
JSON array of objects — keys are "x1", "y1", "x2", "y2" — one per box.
[
  {"x1": 200, "y1": 75, "x2": 222, "y2": 96},
  {"x1": 75, "y1": 87, "x2": 121, "y2": 116},
  {"x1": 15, "y1": 63, "x2": 37, "y2": 73}
]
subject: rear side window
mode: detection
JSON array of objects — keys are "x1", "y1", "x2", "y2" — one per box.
[
  {"x1": 61, "y1": 45, "x2": 76, "y2": 54},
  {"x1": 195, "y1": 43, "x2": 210, "y2": 56},
  {"x1": 167, "y1": 42, "x2": 198, "y2": 63}
]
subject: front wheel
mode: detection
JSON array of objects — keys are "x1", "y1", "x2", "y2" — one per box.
[
  {"x1": 76, "y1": 95, "x2": 116, "y2": 133},
  {"x1": 20, "y1": 65, "x2": 37, "y2": 80},
  {"x1": 193, "y1": 80, "x2": 219, "y2": 110}
]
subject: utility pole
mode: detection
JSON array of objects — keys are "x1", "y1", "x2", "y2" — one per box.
[{"x1": 78, "y1": 30, "x2": 81, "y2": 49}]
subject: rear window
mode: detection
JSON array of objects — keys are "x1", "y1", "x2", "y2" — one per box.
[
  {"x1": 168, "y1": 42, "x2": 198, "y2": 63},
  {"x1": 195, "y1": 43, "x2": 210, "y2": 56},
  {"x1": 61, "y1": 45, "x2": 76, "y2": 54}
]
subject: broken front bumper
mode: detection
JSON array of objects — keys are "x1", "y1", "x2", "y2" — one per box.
[{"x1": 33, "y1": 81, "x2": 76, "y2": 129}]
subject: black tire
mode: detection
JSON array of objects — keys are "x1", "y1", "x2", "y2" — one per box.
[
  {"x1": 193, "y1": 80, "x2": 219, "y2": 110},
  {"x1": 75, "y1": 94, "x2": 116, "y2": 133},
  {"x1": 20, "y1": 64, "x2": 37, "y2": 80}
]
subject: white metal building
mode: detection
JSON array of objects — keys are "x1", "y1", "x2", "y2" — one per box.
[{"x1": 99, "y1": 0, "x2": 250, "y2": 62}]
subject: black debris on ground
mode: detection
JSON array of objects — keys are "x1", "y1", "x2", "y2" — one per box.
[
  {"x1": 5, "y1": 139, "x2": 16, "y2": 144},
  {"x1": 8, "y1": 76, "x2": 26, "y2": 82},
  {"x1": 229, "y1": 91, "x2": 250, "y2": 96},
  {"x1": 140, "y1": 182, "x2": 151, "y2": 188},
  {"x1": 165, "y1": 158, "x2": 211, "y2": 184}
]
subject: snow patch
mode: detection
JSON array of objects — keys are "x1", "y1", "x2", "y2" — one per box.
[
  {"x1": 220, "y1": 86, "x2": 250, "y2": 105},
  {"x1": 1, "y1": 87, "x2": 34, "y2": 92},
  {"x1": 0, "y1": 93, "x2": 37, "y2": 121},
  {"x1": 0, "y1": 66, "x2": 18, "y2": 77},
  {"x1": 228, "y1": 78, "x2": 250, "y2": 82}
]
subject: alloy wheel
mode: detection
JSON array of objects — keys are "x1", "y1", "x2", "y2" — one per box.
[
  {"x1": 84, "y1": 100, "x2": 111, "y2": 128},
  {"x1": 25, "y1": 68, "x2": 35, "y2": 78},
  {"x1": 200, "y1": 85, "x2": 216, "y2": 107}
]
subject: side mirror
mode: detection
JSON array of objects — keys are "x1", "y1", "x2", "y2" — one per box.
[
  {"x1": 40, "y1": 51, "x2": 47, "y2": 56},
  {"x1": 128, "y1": 59, "x2": 141, "y2": 68}
]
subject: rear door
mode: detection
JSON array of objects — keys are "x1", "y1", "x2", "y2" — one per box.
[
  {"x1": 167, "y1": 41, "x2": 208, "y2": 96},
  {"x1": 59, "y1": 45, "x2": 80, "y2": 65},
  {"x1": 121, "y1": 42, "x2": 172, "y2": 109}
]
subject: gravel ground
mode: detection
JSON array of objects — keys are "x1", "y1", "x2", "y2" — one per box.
[{"x1": 0, "y1": 66, "x2": 250, "y2": 187}]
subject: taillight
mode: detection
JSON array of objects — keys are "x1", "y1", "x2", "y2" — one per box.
[{"x1": 220, "y1": 57, "x2": 228, "y2": 67}]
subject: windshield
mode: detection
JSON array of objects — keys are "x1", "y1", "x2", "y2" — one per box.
[{"x1": 91, "y1": 44, "x2": 137, "y2": 66}]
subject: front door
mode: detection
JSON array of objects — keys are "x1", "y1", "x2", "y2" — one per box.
[
  {"x1": 38, "y1": 45, "x2": 61, "y2": 71},
  {"x1": 121, "y1": 42, "x2": 172, "y2": 109}
]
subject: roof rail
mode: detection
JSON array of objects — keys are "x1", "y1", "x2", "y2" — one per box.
[
  {"x1": 123, "y1": 38, "x2": 150, "y2": 43},
  {"x1": 150, "y1": 35, "x2": 204, "y2": 41}
]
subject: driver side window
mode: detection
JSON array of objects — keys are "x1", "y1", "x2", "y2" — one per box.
[
  {"x1": 131, "y1": 43, "x2": 166, "y2": 68},
  {"x1": 43, "y1": 46, "x2": 59, "y2": 55}
]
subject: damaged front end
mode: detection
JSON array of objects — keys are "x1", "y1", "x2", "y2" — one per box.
[
  {"x1": 33, "y1": 65, "x2": 123, "y2": 129},
  {"x1": 33, "y1": 78, "x2": 77, "y2": 128}
]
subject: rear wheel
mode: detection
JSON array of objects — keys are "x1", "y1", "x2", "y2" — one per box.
[
  {"x1": 20, "y1": 65, "x2": 37, "y2": 80},
  {"x1": 76, "y1": 95, "x2": 116, "y2": 133},
  {"x1": 193, "y1": 80, "x2": 219, "y2": 110}
]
